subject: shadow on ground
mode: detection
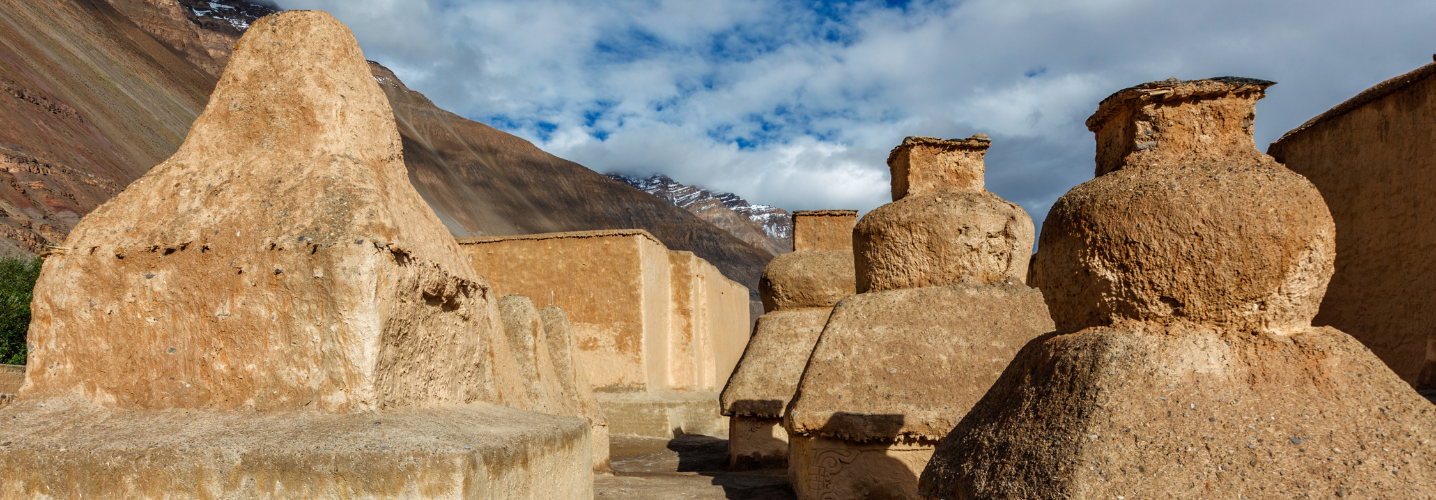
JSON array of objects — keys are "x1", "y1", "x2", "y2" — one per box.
[{"x1": 595, "y1": 432, "x2": 795, "y2": 499}]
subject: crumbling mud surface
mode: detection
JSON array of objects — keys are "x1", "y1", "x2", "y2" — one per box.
[
  {"x1": 21, "y1": 11, "x2": 497, "y2": 412},
  {"x1": 920, "y1": 77, "x2": 1436, "y2": 499},
  {"x1": 921, "y1": 324, "x2": 1436, "y2": 499},
  {"x1": 0, "y1": 397, "x2": 593, "y2": 498}
]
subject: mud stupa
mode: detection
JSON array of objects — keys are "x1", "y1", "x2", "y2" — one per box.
[
  {"x1": 782, "y1": 136, "x2": 1052, "y2": 499},
  {"x1": 920, "y1": 78, "x2": 1436, "y2": 499},
  {"x1": 721, "y1": 210, "x2": 858, "y2": 468},
  {"x1": 0, "y1": 12, "x2": 593, "y2": 497},
  {"x1": 497, "y1": 295, "x2": 611, "y2": 470}
]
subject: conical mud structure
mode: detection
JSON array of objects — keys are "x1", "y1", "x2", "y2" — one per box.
[
  {"x1": 721, "y1": 210, "x2": 858, "y2": 469},
  {"x1": 920, "y1": 78, "x2": 1436, "y2": 499},
  {"x1": 782, "y1": 136, "x2": 1053, "y2": 499},
  {"x1": 0, "y1": 12, "x2": 593, "y2": 498}
]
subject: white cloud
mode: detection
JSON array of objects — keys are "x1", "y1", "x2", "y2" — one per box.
[{"x1": 276, "y1": 0, "x2": 1436, "y2": 231}]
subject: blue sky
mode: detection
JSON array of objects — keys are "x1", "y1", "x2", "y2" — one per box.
[{"x1": 276, "y1": 0, "x2": 1436, "y2": 231}]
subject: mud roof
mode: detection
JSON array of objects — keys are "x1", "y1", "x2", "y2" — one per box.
[
  {"x1": 1272, "y1": 61, "x2": 1436, "y2": 146},
  {"x1": 1086, "y1": 77, "x2": 1276, "y2": 131}
]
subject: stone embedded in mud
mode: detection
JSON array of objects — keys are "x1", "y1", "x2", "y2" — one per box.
[
  {"x1": 791, "y1": 209, "x2": 857, "y2": 252},
  {"x1": 854, "y1": 135, "x2": 1033, "y2": 293},
  {"x1": 21, "y1": 10, "x2": 495, "y2": 412},
  {"x1": 919, "y1": 78, "x2": 1436, "y2": 499}
]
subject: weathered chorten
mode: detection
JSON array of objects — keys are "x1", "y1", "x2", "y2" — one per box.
[
  {"x1": 919, "y1": 78, "x2": 1436, "y2": 499},
  {"x1": 0, "y1": 12, "x2": 593, "y2": 497},
  {"x1": 783, "y1": 136, "x2": 1052, "y2": 499},
  {"x1": 721, "y1": 210, "x2": 858, "y2": 468},
  {"x1": 497, "y1": 295, "x2": 611, "y2": 471}
]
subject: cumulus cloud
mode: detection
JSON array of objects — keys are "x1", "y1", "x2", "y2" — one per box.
[{"x1": 276, "y1": 0, "x2": 1436, "y2": 232}]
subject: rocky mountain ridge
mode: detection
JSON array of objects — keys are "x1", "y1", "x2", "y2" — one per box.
[{"x1": 607, "y1": 173, "x2": 792, "y2": 256}]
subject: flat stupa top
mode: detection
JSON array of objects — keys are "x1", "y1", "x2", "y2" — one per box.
[
  {"x1": 791, "y1": 210, "x2": 857, "y2": 252},
  {"x1": 854, "y1": 134, "x2": 1033, "y2": 292},
  {"x1": 886, "y1": 134, "x2": 990, "y2": 201},
  {"x1": 1034, "y1": 77, "x2": 1333, "y2": 333}
]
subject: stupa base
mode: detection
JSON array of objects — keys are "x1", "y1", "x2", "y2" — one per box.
[
  {"x1": 596, "y1": 390, "x2": 727, "y2": 439},
  {"x1": 728, "y1": 415, "x2": 788, "y2": 469},
  {"x1": 787, "y1": 434, "x2": 934, "y2": 500},
  {"x1": 0, "y1": 397, "x2": 592, "y2": 499}
]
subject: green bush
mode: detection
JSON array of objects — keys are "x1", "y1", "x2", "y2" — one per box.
[{"x1": 0, "y1": 255, "x2": 42, "y2": 365}]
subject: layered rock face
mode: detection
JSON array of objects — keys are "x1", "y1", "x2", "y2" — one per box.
[
  {"x1": 784, "y1": 137, "x2": 1052, "y2": 499},
  {"x1": 721, "y1": 210, "x2": 857, "y2": 468},
  {"x1": 0, "y1": 12, "x2": 595, "y2": 497},
  {"x1": 1268, "y1": 62, "x2": 1436, "y2": 390},
  {"x1": 854, "y1": 136, "x2": 1034, "y2": 293},
  {"x1": 919, "y1": 78, "x2": 1436, "y2": 499}
]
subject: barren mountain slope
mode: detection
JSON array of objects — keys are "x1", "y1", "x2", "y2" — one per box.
[
  {"x1": 373, "y1": 63, "x2": 770, "y2": 293},
  {"x1": 0, "y1": 0, "x2": 771, "y2": 296},
  {"x1": 100, "y1": 0, "x2": 275, "y2": 78},
  {"x1": 0, "y1": 0, "x2": 214, "y2": 255},
  {"x1": 607, "y1": 173, "x2": 792, "y2": 257}
]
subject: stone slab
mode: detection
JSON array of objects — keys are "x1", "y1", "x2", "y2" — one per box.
[
  {"x1": 0, "y1": 397, "x2": 593, "y2": 499},
  {"x1": 597, "y1": 391, "x2": 728, "y2": 439}
]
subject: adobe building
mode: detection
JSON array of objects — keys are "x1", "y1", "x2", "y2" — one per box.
[
  {"x1": 783, "y1": 135, "x2": 1053, "y2": 499},
  {"x1": 1267, "y1": 60, "x2": 1436, "y2": 391},
  {"x1": 459, "y1": 229, "x2": 751, "y2": 438},
  {"x1": 720, "y1": 210, "x2": 857, "y2": 468},
  {"x1": 0, "y1": 12, "x2": 594, "y2": 497},
  {"x1": 920, "y1": 78, "x2": 1436, "y2": 498}
]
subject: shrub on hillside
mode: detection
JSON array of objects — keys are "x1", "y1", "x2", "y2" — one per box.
[{"x1": 0, "y1": 255, "x2": 42, "y2": 365}]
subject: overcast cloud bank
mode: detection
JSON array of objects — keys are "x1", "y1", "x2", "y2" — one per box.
[{"x1": 277, "y1": 0, "x2": 1436, "y2": 230}]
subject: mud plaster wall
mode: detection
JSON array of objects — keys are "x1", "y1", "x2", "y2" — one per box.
[
  {"x1": 1268, "y1": 64, "x2": 1436, "y2": 389},
  {"x1": 792, "y1": 211, "x2": 857, "y2": 252},
  {"x1": 640, "y1": 235, "x2": 672, "y2": 391},
  {"x1": 668, "y1": 251, "x2": 703, "y2": 390},
  {"x1": 0, "y1": 365, "x2": 22, "y2": 394},
  {"x1": 459, "y1": 231, "x2": 751, "y2": 394},
  {"x1": 707, "y1": 262, "x2": 750, "y2": 391},
  {"x1": 461, "y1": 232, "x2": 654, "y2": 391}
]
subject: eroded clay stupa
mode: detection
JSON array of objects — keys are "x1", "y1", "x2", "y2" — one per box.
[
  {"x1": 721, "y1": 210, "x2": 858, "y2": 468},
  {"x1": 0, "y1": 12, "x2": 593, "y2": 497},
  {"x1": 497, "y1": 295, "x2": 611, "y2": 470},
  {"x1": 919, "y1": 78, "x2": 1436, "y2": 499},
  {"x1": 782, "y1": 136, "x2": 1053, "y2": 499}
]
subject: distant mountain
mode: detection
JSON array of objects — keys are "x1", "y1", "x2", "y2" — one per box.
[
  {"x1": 1, "y1": 0, "x2": 772, "y2": 299},
  {"x1": 0, "y1": 0, "x2": 214, "y2": 256},
  {"x1": 607, "y1": 173, "x2": 792, "y2": 257},
  {"x1": 101, "y1": 0, "x2": 277, "y2": 78}
]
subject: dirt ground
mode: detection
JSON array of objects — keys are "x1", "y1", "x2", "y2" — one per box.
[{"x1": 595, "y1": 433, "x2": 794, "y2": 499}]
